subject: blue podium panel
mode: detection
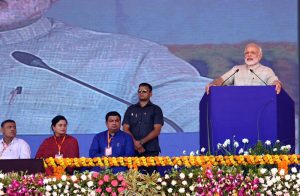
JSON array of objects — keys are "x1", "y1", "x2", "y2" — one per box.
[{"x1": 200, "y1": 86, "x2": 295, "y2": 153}]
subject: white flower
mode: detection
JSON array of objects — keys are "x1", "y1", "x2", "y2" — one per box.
[
  {"x1": 182, "y1": 150, "x2": 186, "y2": 155},
  {"x1": 161, "y1": 181, "x2": 167, "y2": 186},
  {"x1": 178, "y1": 188, "x2": 185, "y2": 193},
  {"x1": 277, "y1": 184, "x2": 282, "y2": 190},
  {"x1": 156, "y1": 185, "x2": 162, "y2": 190},
  {"x1": 190, "y1": 151, "x2": 195, "y2": 156},
  {"x1": 61, "y1": 175, "x2": 67, "y2": 181},
  {"x1": 243, "y1": 151, "x2": 249, "y2": 155},
  {"x1": 57, "y1": 183, "x2": 62, "y2": 188},
  {"x1": 182, "y1": 180, "x2": 187, "y2": 185},
  {"x1": 259, "y1": 178, "x2": 265, "y2": 183},
  {"x1": 52, "y1": 192, "x2": 57, "y2": 196},
  {"x1": 196, "y1": 150, "x2": 199, "y2": 155},
  {"x1": 167, "y1": 188, "x2": 173, "y2": 193},
  {"x1": 242, "y1": 138, "x2": 249, "y2": 144},
  {"x1": 200, "y1": 147, "x2": 205, "y2": 153},
  {"x1": 233, "y1": 141, "x2": 239, "y2": 148},
  {"x1": 0, "y1": 183, "x2": 3, "y2": 189},
  {"x1": 271, "y1": 168, "x2": 278, "y2": 176},
  {"x1": 74, "y1": 183, "x2": 80, "y2": 188},
  {"x1": 174, "y1": 165, "x2": 178, "y2": 170},
  {"x1": 260, "y1": 168, "x2": 267, "y2": 174},
  {"x1": 71, "y1": 175, "x2": 77, "y2": 182},
  {"x1": 53, "y1": 185, "x2": 57, "y2": 190},
  {"x1": 223, "y1": 139, "x2": 230, "y2": 147},
  {"x1": 286, "y1": 145, "x2": 291, "y2": 150},
  {"x1": 265, "y1": 140, "x2": 271, "y2": 145},
  {"x1": 171, "y1": 180, "x2": 177, "y2": 186},
  {"x1": 291, "y1": 167, "x2": 297, "y2": 173},
  {"x1": 279, "y1": 169, "x2": 285, "y2": 176},
  {"x1": 179, "y1": 173, "x2": 185, "y2": 179},
  {"x1": 291, "y1": 174, "x2": 296, "y2": 180},
  {"x1": 273, "y1": 148, "x2": 277, "y2": 152},
  {"x1": 157, "y1": 178, "x2": 162, "y2": 183},
  {"x1": 89, "y1": 191, "x2": 96, "y2": 196},
  {"x1": 188, "y1": 173, "x2": 193, "y2": 178},
  {"x1": 285, "y1": 175, "x2": 291, "y2": 181},
  {"x1": 165, "y1": 174, "x2": 170, "y2": 179},
  {"x1": 217, "y1": 143, "x2": 222, "y2": 149},
  {"x1": 43, "y1": 179, "x2": 49, "y2": 184},
  {"x1": 284, "y1": 182, "x2": 290, "y2": 189},
  {"x1": 297, "y1": 173, "x2": 300, "y2": 179},
  {"x1": 238, "y1": 148, "x2": 244, "y2": 154},
  {"x1": 267, "y1": 180, "x2": 273, "y2": 187},
  {"x1": 0, "y1": 174, "x2": 4, "y2": 179},
  {"x1": 81, "y1": 188, "x2": 86, "y2": 193},
  {"x1": 46, "y1": 185, "x2": 52, "y2": 192},
  {"x1": 87, "y1": 181, "x2": 93, "y2": 187},
  {"x1": 266, "y1": 190, "x2": 272, "y2": 195},
  {"x1": 80, "y1": 174, "x2": 87, "y2": 181},
  {"x1": 52, "y1": 177, "x2": 57, "y2": 182},
  {"x1": 189, "y1": 185, "x2": 195, "y2": 191}
]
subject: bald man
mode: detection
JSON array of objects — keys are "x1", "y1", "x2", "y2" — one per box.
[{"x1": 0, "y1": 0, "x2": 210, "y2": 134}]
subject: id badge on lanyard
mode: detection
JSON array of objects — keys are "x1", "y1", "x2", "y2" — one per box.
[
  {"x1": 105, "y1": 132, "x2": 113, "y2": 156},
  {"x1": 54, "y1": 135, "x2": 66, "y2": 158}
]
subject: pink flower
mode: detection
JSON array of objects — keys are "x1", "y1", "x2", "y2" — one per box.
[
  {"x1": 98, "y1": 180, "x2": 104, "y2": 186},
  {"x1": 118, "y1": 187, "x2": 125, "y2": 193},
  {"x1": 121, "y1": 180, "x2": 127, "y2": 187},
  {"x1": 96, "y1": 188, "x2": 102, "y2": 193},
  {"x1": 92, "y1": 172, "x2": 99, "y2": 179},
  {"x1": 111, "y1": 192, "x2": 117, "y2": 196},
  {"x1": 103, "y1": 175, "x2": 110, "y2": 182},
  {"x1": 106, "y1": 187, "x2": 112, "y2": 193},
  {"x1": 111, "y1": 180, "x2": 118, "y2": 187},
  {"x1": 117, "y1": 174, "x2": 124, "y2": 181}
]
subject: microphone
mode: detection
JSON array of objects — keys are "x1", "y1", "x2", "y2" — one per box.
[
  {"x1": 221, "y1": 69, "x2": 239, "y2": 86},
  {"x1": 11, "y1": 51, "x2": 184, "y2": 133},
  {"x1": 249, "y1": 69, "x2": 267, "y2": 85}
]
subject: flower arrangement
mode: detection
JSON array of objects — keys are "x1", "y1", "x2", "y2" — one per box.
[{"x1": 1, "y1": 167, "x2": 300, "y2": 195}]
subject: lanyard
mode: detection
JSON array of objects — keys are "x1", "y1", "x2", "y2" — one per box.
[
  {"x1": 0, "y1": 142, "x2": 8, "y2": 158},
  {"x1": 54, "y1": 135, "x2": 66, "y2": 155},
  {"x1": 107, "y1": 131, "x2": 113, "y2": 148}
]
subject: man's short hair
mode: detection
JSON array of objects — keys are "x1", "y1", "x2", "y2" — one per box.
[
  {"x1": 1, "y1": 119, "x2": 16, "y2": 128},
  {"x1": 139, "y1": 82, "x2": 152, "y2": 92},
  {"x1": 105, "y1": 111, "x2": 121, "y2": 122}
]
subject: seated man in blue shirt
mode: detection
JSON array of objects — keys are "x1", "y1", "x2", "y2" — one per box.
[{"x1": 89, "y1": 111, "x2": 134, "y2": 173}]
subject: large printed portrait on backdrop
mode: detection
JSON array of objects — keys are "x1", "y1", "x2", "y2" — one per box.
[{"x1": 0, "y1": 0, "x2": 298, "y2": 135}]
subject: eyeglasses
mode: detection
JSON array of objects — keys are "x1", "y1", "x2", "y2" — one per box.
[{"x1": 138, "y1": 90, "x2": 148, "y2": 94}]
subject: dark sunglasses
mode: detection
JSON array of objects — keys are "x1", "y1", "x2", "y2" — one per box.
[{"x1": 138, "y1": 90, "x2": 148, "y2": 93}]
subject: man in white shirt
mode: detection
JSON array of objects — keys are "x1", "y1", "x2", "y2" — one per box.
[
  {"x1": 205, "y1": 43, "x2": 282, "y2": 94},
  {"x1": 0, "y1": 120, "x2": 31, "y2": 159}
]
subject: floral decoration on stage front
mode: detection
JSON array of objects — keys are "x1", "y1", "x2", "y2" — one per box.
[{"x1": 1, "y1": 167, "x2": 300, "y2": 195}]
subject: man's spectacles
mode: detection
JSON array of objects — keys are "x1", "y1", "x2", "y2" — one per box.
[{"x1": 138, "y1": 90, "x2": 148, "y2": 94}]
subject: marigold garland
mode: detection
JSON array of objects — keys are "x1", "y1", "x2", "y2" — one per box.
[{"x1": 43, "y1": 155, "x2": 300, "y2": 175}]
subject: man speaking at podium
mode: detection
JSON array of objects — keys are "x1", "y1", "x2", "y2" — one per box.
[{"x1": 205, "y1": 43, "x2": 282, "y2": 95}]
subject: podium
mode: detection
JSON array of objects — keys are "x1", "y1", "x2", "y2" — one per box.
[{"x1": 200, "y1": 86, "x2": 295, "y2": 153}]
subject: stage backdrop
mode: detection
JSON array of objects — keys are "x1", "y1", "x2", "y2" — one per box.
[{"x1": 0, "y1": 0, "x2": 298, "y2": 156}]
